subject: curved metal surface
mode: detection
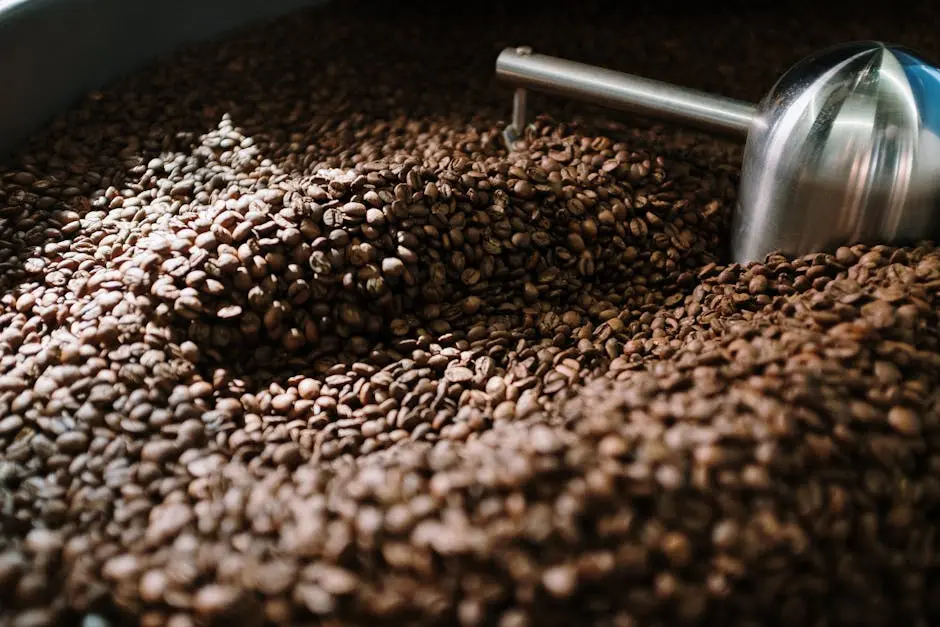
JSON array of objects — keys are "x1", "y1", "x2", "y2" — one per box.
[
  {"x1": 0, "y1": 0, "x2": 330, "y2": 158},
  {"x1": 496, "y1": 46, "x2": 756, "y2": 138},
  {"x1": 733, "y1": 41, "x2": 940, "y2": 263}
]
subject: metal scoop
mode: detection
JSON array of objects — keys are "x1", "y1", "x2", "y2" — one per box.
[{"x1": 496, "y1": 42, "x2": 940, "y2": 264}]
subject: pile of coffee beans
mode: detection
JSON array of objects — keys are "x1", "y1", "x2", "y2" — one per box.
[{"x1": 2, "y1": 1, "x2": 940, "y2": 626}]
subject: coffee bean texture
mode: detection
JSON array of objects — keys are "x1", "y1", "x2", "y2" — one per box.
[{"x1": 2, "y1": 1, "x2": 940, "y2": 626}]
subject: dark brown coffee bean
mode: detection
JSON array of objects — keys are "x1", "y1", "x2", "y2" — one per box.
[{"x1": 2, "y1": 4, "x2": 939, "y2": 627}]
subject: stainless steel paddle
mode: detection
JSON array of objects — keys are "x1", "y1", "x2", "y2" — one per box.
[{"x1": 497, "y1": 42, "x2": 940, "y2": 264}]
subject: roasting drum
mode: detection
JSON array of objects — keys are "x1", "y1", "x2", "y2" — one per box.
[{"x1": 0, "y1": 0, "x2": 330, "y2": 156}]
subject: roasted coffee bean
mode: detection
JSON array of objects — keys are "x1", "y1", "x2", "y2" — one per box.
[{"x1": 2, "y1": 1, "x2": 940, "y2": 626}]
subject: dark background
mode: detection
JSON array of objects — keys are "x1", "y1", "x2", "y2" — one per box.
[{"x1": 0, "y1": 0, "x2": 934, "y2": 157}]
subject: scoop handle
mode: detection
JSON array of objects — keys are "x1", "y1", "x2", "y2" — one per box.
[{"x1": 496, "y1": 46, "x2": 756, "y2": 138}]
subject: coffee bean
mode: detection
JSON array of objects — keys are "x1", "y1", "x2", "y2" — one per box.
[
  {"x1": 0, "y1": 414, "x2": 23, "y2": 435},
  {"x1": 1, "y1": 2, "x2": 939, "y2": 627},
  {"x1": 542, "y1": 564, "x2": 577, "y2": 598},
  {"x1": 273, "y1": 442, "x2": 303, "y2": 468},
  {"x1": 194, "y1": 584, "x2": 242, "y2": 616},
  {"x1": 493, "y1": 400, "x2": 516, "y2": 420},
  {"x1": 887, "y1": 406, "x2": 920, "y2": 435},
  {"x1": 10, "y1": 609, "x2": 57, "y2": 627},
  {"x1": 55, "y1": 431, "x2": 89, "y2": 454},
  {"x1": 341, "y1": 202, "x2": 367, "y2": 222},
  {"x1": 444, "y1": 366, "x2": 474, "y2": 383}
]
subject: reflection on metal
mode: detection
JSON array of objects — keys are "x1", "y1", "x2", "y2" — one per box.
[
  {"x1": 736, "y1": 42, "x2": 940, "y2": 263},
  {"x1": 497, "y1": 46, "x2": 755, "y2": 140},
  {"x1": 496, "y1": 42, "x2": 940, "y2": 264}
]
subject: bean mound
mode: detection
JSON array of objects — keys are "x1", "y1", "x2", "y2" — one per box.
[{"x1": 2, "y1": 2, "x2": 940, "y2": 626}]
